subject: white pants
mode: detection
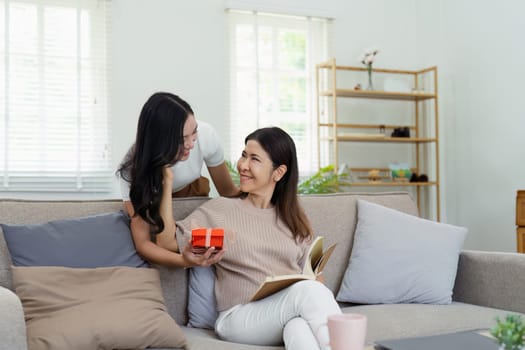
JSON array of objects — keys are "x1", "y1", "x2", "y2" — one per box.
[{"x1": 215, "y1": 280, "x2": 342, "y2": 350}]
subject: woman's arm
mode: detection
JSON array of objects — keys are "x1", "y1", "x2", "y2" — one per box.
[
  {"x1": 125, "y1": 201, "x2": 224, "y2": 267},
  {"x1": 155, "y1": 167, "x2": 178, "y2": 252},
  {"x1": 208, "y1": 162, "x2": 240, "y2": 197},
  {"x1": 125, "y1": 167, "x2": 225, "y2": 267},
  {"x1": 125, "y1": 200, "x2": 188, "y2": 267}
]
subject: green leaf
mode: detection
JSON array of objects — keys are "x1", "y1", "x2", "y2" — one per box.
[
  {"x1": 297, "y1": 165, "x2": 351, "y2": 194},
  {"x1": 492, "y1": 314, "x2": 525, "y2": 349}
]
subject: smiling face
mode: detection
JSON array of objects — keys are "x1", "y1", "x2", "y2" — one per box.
[
  {"x1": 237, "y1": 140, "x2": 286, "y2": 202},
  {"x1": 177, "y1": 114, "x2": 198, "y2": 161}
]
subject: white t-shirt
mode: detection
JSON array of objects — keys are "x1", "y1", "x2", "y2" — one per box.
[{"x1": 119, "y1": 121, "x2": 225, "y2": 201}]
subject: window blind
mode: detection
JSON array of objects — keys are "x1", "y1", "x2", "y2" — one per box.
[
  {"x1": 0, "y1": 0, "x2": 111, "y2": 192},
  {"x1": 226, "y1": 10, "x2": 332, "y2": 175}
]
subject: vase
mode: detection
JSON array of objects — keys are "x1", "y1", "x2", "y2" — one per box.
[{"x1": 366, "y1": 65, "x2": 374, "y2": 91}]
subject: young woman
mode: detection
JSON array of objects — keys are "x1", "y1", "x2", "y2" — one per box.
[
  {"x1": 117, "y1": 92, "x2": 237, "y2": 267},
  {"x1": 166, "y1": 127, "x2": 342, "y2": 349}
]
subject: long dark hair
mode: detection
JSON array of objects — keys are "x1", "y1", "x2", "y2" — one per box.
[
  {"x1": 243, "y1": 127, "x2": 313, "y2": 242},
  {"x1": 117, "y1": 92, "x2": 194, "y2": 233}
]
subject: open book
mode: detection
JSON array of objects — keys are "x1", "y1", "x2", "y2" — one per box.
[{"x1": 249, "y1": 236, "x2": 337, "y2": 302}]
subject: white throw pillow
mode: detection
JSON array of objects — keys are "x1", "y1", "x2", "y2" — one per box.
[{"x1": 336, "y1": 200, "x2": 467, "y2": 305}]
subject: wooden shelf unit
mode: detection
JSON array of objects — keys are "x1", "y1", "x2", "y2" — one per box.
[
  {"x1": 316, "y1": 58, "x2": 440, "y2": 220},
  {"x1": 335, "y1": 136, "x2": 438, "y2": 143},
  {"x1": 318, "y1": 89, "x2": 436, "y2": 101}
]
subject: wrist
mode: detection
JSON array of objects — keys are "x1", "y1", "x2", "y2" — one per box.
[
  {"x1": 162, "y1": 181, "x2": 173, "y2": 191},
  {"x1": 181, "y1": 252, "x2": 195, "y2": 268}
]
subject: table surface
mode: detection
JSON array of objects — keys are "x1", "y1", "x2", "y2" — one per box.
[{"x1": 364, "y1": 330, "x2": 493, "y2": 350}]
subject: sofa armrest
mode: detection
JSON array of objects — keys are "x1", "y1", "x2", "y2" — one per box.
[
  {"x1": 453, "y1": 250, "x2": 525, "y2": 313},
  {"x1": 0, "y1": 286, "x2": 27, "y2": 350}
]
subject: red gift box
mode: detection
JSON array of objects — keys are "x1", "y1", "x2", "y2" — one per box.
[{"x1": 191, "y1": 228, "x2": 224, "y2": 250}]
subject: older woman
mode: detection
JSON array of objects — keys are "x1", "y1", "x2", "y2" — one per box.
[{"x1": 163, "y1": 127, "x2": 341, "y2": 350}]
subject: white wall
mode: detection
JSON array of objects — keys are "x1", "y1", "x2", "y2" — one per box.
[
  {"x1": 110, "y1": 1, "x2": 229, "y2": 198},
  {"x1": 332, "y1": 0, "x2": 419, "y2": 69},
  {"x1": 7, "y1": 0, "x2": 524, "y2": 252},
  {"x1": 415, "y1": 0, "x2": 525, "y2": 251},
  {"x1": 448, "y1": 0, "x2": 525, "y2": 251}
]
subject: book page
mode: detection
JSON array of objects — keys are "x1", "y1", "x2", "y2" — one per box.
[
  {"x1": 249, "y1": 236, "x2": 337, "y2": 301},
  {"x1": 302, "y1": 236, "x2": 337, "y2": 276},
  {"x1": 303, "y1": 236, "x2": 324, "y2": 276},
  {"x1": 313, "y1": 243, "x2": 337, "y2": 275}
]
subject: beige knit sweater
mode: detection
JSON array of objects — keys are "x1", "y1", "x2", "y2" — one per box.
[{"x1": 177, "y1": 197, "x2": 307, "y2": 311}]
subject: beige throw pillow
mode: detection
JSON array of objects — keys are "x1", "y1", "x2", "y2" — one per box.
[{"x1": 12, "y1": 266, "x2": 186, "y2": 350}]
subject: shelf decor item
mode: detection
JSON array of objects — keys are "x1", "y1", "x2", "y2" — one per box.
[
  {"x1": 389, "y1": 162, "x2": 412, "y2": 182},
  {"x1": 360, "y1": 48, "x2": 379, "y2": 90}
]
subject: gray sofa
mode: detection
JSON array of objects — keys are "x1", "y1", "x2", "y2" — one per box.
[{"x1": 1, "y1": 192, "x2": 525, "y2": 350}]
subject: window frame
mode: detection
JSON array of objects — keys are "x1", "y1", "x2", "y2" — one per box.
[{"x1": 226, "y1": 9, "x2": 332, "y2": 175}]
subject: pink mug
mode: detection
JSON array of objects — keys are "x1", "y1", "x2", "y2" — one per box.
[{"x1": 328, "y1": 313, "x2": 367, "y2": 350}]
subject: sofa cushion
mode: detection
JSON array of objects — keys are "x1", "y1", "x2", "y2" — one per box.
[
  {"x1": 12, "y1": 266, "x2": 186, "y2": 350},
  {"x1": 187, "y1": 266, "x2": 218, "y2": 329},
  {"x1": 1, "y1": 211, "x2": 148, "y2": 268},
  {"x1": 0, "y1": 286, "x2": 26, "y2": 350},
  {"x1": 183, "y1": 327, "x2": 284, "y2": 349},
  {"x1": 174, "y1": 223, "x2": 218, "y2": 329},
  {"x1": 343, "y1": 302, "x2": 512, "y2": 344},
  {"x1": 337, "y1": 200, "x2": 467, "y2": 304}
]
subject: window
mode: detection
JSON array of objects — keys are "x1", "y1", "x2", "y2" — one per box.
[
  {"x1": 227, "y1": 10, "x2": 331, "y2": 174},
  {"x1": 0, "y1": 0, "x2": 111, "y2": 192}
]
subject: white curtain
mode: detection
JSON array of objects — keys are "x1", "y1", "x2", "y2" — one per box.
[{"x1": 0, "y1": 0, "x2": 111, "y2": 192}]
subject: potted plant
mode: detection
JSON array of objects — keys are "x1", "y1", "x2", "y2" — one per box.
[
  {"x1": 225, "y1": 160, "x2": 240, "y2": 186},
  {"x1": 297, "y1": 165, "x2": 351, "y2": 194},
  {"x1": 490, "y1": 314, "x2": 525, "y2": 350}
]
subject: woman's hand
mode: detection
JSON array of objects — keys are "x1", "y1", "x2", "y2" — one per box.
[{"x1": 182, "y1": 243, "x2": 225, "y2": 267}]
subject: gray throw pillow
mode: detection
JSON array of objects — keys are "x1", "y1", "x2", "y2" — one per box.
[
  {"x1": 1, "y1": 211, "x2": 148, "y2": 268},
  {"x1": 187, "y1": 266, "x2": 218, "y2": 329},
  {"x1": 336, "y1": 200, "x2": 467, "y2": 305}
]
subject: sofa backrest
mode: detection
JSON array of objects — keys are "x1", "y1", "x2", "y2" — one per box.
[
  {"x1": 0, "y1": 192, "x2": 418, "y2": 325},
  {"x1": 298, "y1": 192, "x2": 418, "y2": 292}
]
